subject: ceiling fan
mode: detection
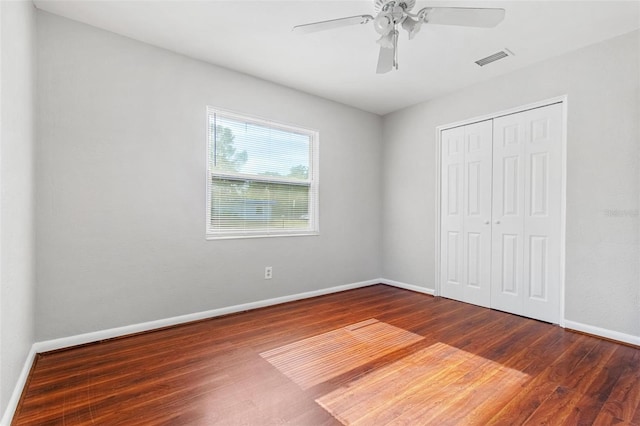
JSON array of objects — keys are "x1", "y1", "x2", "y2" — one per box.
[{"x1": 293, "y1": 0, "x2": 505, "y2": 74}]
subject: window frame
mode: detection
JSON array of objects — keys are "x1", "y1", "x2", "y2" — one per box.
[{"x1": 205, "y1": 107, "x2": 320, "y2": 240}]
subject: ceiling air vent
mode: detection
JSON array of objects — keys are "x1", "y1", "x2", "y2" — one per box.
[{"x1": 475, "y1": 49, "x2": 514, "y2": 67}]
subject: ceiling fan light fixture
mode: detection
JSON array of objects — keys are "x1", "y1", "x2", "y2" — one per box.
[
  {"x1": 373, "y1": 12, "x2": 394, "y2": 35},
  {"x1": 401, "y1": 16, "x2": 422, "y2": 39}
]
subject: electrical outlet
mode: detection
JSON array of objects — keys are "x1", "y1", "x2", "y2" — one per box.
[{"x1": 264, "y1": 266, "x2": 273, "y2": 280}]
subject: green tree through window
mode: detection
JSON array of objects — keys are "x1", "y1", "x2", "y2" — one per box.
[{"x1": 211, "y1": 124, "x2": 248, "y2": 173}]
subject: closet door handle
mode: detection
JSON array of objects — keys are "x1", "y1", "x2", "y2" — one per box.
[
  {"x1": 484, "y1": 220, "x2": 490, "y2": 225},
  {"x1": 495, "y1": 220, "x2": 501, "y2": 225}
]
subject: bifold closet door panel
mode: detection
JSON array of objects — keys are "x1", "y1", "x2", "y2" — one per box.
[
  {"x1": 491, "y1": 113, "x2": 526, "y2": 316},
  {"x1": 440, "y1": 120, "x2": 493, "y2": 307},
  {"x1": 440, "y1": 126, "x2": 465, "y2": 302},
  {"x1": 521, "y1": 103, "x2": 563, "y2": 323},
  {"x1": 491, "y1": 103, "x2": 563, "y2": 323},
  {"x1": 461, "y1": 120, "x2": 493, "y2": 307}
]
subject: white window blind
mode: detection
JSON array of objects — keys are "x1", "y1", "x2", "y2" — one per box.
[{"x1": 206, "y1": 107, "x2": 319, "y2": 239}]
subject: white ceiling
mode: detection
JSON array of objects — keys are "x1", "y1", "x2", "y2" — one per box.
[{"x1": 33, "y1": 0, "x2": 640, "y2": 115}]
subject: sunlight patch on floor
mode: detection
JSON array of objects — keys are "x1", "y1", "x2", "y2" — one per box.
[
  {"x1": 260, "y1": 318, "x2": 424, "y2": 389},
  {"x1": 316, "y1": 341, "x2": 531, "y2": 425}
]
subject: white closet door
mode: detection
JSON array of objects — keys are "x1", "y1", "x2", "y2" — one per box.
[
  {"x1": 462, "y1": 121, "x2": 493, "y2": 307},
  {"x1": 521, "y1": 104, "x2": 563, "y2": 323},
  {"x1": 441, "y1": 120, "x2": 493, "y2": 307},
  {"x1": 491, "y1": 103, "x2": 562, "y2": 323},
  {"x1": 490, "y1": 113, "x2": 526, "y2": 315},
  {"x1": 440, "y1": 126, "x2": 465, "y2": 302}
]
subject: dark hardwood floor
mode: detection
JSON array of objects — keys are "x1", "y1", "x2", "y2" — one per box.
[{"x1": 12, "y1": 285, "x2": 640, "y2": 425}]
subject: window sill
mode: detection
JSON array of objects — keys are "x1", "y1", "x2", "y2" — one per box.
[{"x1": 206, "y1": 231, "x2": 320, "y2": 241}]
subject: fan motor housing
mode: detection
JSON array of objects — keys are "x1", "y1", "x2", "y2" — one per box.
[{"x1": 374, "y1": 0, "x2": 416, "y2": 14}]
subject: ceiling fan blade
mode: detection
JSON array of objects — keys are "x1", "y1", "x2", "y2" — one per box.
[
  {"x1": 424, "y1": 7, "x2": 505, "y2": 28},
  {"x1": 376, "y1": 46, "x2": 394, "y2": 74},
  {"x1": 293, "y1": 15, "x2": 374, "y2": 34}
]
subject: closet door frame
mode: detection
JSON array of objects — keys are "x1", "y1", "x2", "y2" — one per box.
[{"x1": 434, "y1": 95, "x2": 568, "y2": 326}]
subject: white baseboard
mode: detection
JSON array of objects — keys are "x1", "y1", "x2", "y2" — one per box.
[
  {"x1": 381, "y1": 280, "x2": 639, "y2": 347},
  {"x1": 0, "y1": 346, "x2": 37, "y2": 426},
  {"x1": 25, "y1": 279, "x2": 429, "y2": 355},
  {"x1": 564, "y1": 320, "x2": 640, "y2": 347},
  {"x1": 35, "y1": 279, "x2": 380, "y2": 353},
  {"x1": 380, "y1": 282, "x2": 639, "y2": 348},
  {"x1": 380, "y1": 278, "x2": 435, "y2": 296}
]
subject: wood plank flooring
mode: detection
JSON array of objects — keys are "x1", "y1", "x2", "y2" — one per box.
[{"x1": 12, "y1": 284, "x2": 640, "y2": 425}]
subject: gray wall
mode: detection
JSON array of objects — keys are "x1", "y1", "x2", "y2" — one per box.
[
  {"x1": 0, "y1": 0, "x2": 36, "y2": 417},
  {"x1": 382, "y1": 30, "x2": 640, "y2": 337},
  {"x1": 35, "y1": 12, "x2": 383, "y2": 341},
  {"x1": 22, "y1": 0, "x2": 640, "y2": 363}
]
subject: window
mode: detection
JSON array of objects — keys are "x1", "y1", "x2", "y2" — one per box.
[{"x1": 206, "y1": 107, "x2": 319, "y2": 239}]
